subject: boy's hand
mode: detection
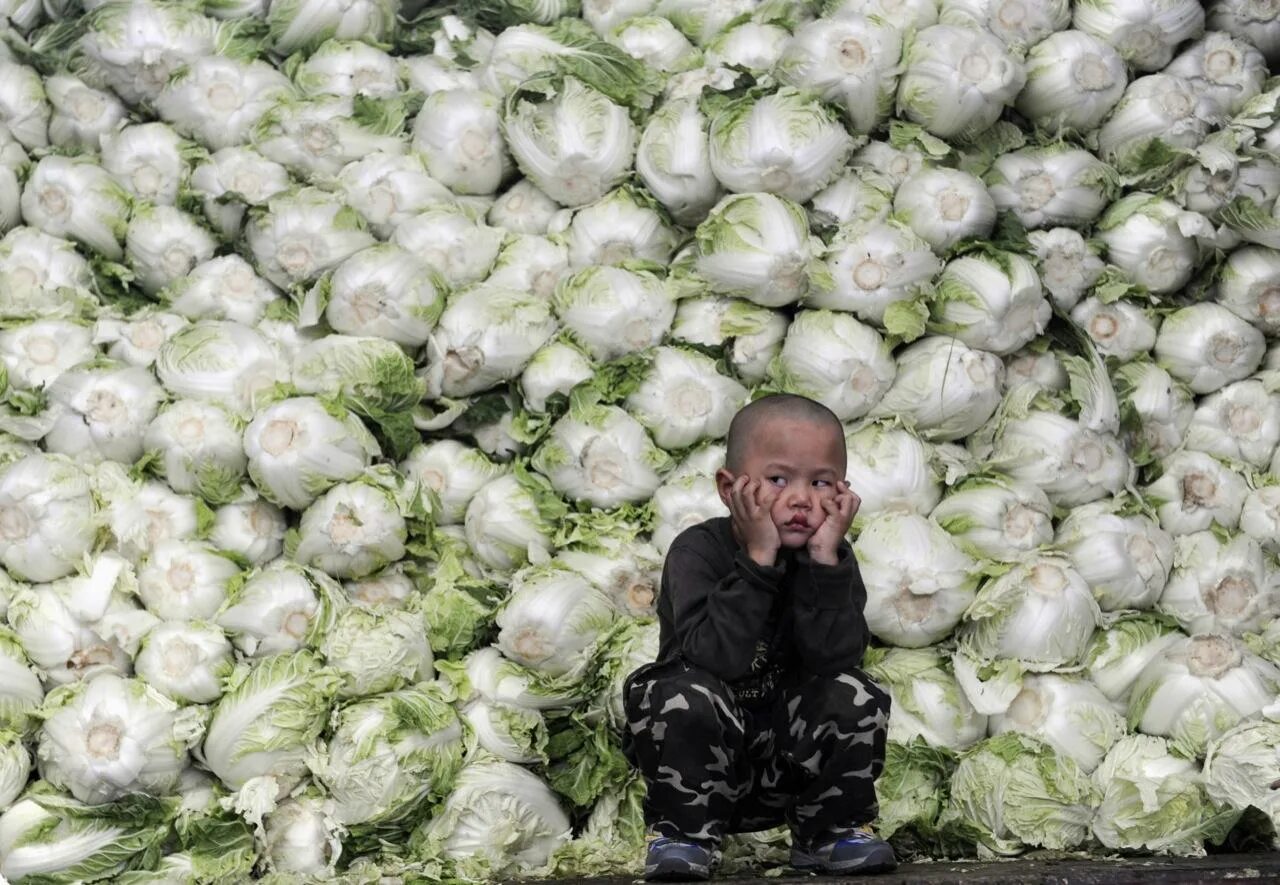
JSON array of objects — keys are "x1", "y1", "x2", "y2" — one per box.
[
  {"x1": 807, "y1": 481, "x2": 859, "y2": 566},
  {"x1": 728, "y1": 475, "x2": 780, "y2": 567}
]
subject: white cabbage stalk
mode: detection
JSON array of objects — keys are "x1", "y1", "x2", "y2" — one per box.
[
  {"x1": 1239, "y1": 486, "x2": 1280, "y2": 555},
  {"x1": 308, "y1": 684, "x2": 465, "y2": 833},
  {"x1": 704, "y1": 20, "x2": 789, "y2": 70},
  {"x1": 308, "y1": 245, "x2": 444, "y2": 349},
  {"x1": 266, "y1": 0, "x2": 395, "y2": 54},
  {"x1": 505, "y1": 77, "x2": 635, "y2": 209},
  {"x1": 1184, "y1": 380, "x2": 1279, "y2": 468},
  {"x1": 0, "y1": 628, "x2": 44, "y2": 733},
  {"x1": 1085, "y1": 615, "x2": 1184, "y2": 705},
  {"x1": 1217, "y1": 245, "x2": 1280, "y2": 338},
  {"x1": 939, "y1": 732, "x2": 1099, "y2": 856},
  {"x1": 1072, "y1": 0, "x2": 1205, "y2": 72},
  {"x1": 0, "y1": 319, "x2": 95, "y2": 396},
  {"x1": 1128, "y1": 633, "x2": 1280, "y2": 758},
  {"x1": 144, "y1": 399, "x2": 247, "y2": 504},
  {"x1": 497, "y1": 566, "x2": 617, "y2": 678},
  {"x1": 697, "y1": 191, "x2": 826, "y2": 307},
  {"x1": 425, "y1": 284, "x2": 558, "y2": 398},
  {"x1": 1070, "y1": 297, "x2": 1158, "y2": 362},
  {"x1": 931, "y1": 477, "x2": 1055, "y2": 563},
  {"x1": 531, "y1": 403, "x2": 672, "y2": 508},
  {"x1": 463, "y1": 698, "x2": 548, "y2": 764},
  {"x1": 775, "y1": 14, "x2": 901, "y2": 135},
  {"x1": 293, "y1": 471, "x2": 419, "y2": 580},
  {"x1": 412, "y1": 88, "x2": 512, "y2": 196},
  {"x1": 0, "y1": 228, "x2": 97, "y2": 322},
  {"x1": 866, "y1": 648, "x2": 986, "y2": 749},
  {"x1": 608, "y1": 16, "x2": 700, "y2": 72},
  {"x1": 42, "y1": 363, "x2": 165, "y2": 465},
  {"x1": 93, "y1": 310, "x2": 189, "y2": 370},
  {"x1": 893, "y1": 167, "x2": 996, "y2": 253},
  {"x1": 463, "y1": 474, "x2": 557, "y2": 573},
  {"x1": 1028, "y1": 229, "x2": 1105, "y2": 312},
  {"x1": 334, "y1": 152, "x2": 455, "y2": 239},
  {"x1": 134, "y1": 620, "x2": 235, "y2": 704},
  {"x1": 124, "y1": 206, "x2": 219, "y2": 297},
  {"x1": 856, "y1": 513, "x2": 980, "y2": 648},
  {"x1": 940, "y1": 0, "x2": 1070, "y2": 50},
  {"x1": 37, "y1": 674, "x2": 199, "y2": 804},
  {"x1": 77, "y1": 0, "x2": 218, "y2": 105},
  {"x1": 99, "y1": 123, "x2": 186, "y2": 207},
  {"x1": 931, "y1": 252, "x2": 1050, "y2": 357},
  {"x1": 321, "y1": 606, "x2": 434, "y2": 699},
  {"x1": 137, "y1": 539, "x2": 241, "y2": 621},
  {"x1": 768, "y1": 310, "x2": 896, "y2": 423},
  {"x1": 811, "y1": 220, "x2": 942, "y2": 326},
  {"x1": 624, "y1": 347, "x2": 747, "y2": 450},
  {"x1": 252, "y1": 95, "x2": 405, "y2": 181},
  {"x1": 0, "y1": 60, "x2": 49, "y2": 150},
  {"x1": 0, "y1": 454, "x2": 97, "y2": 583},
  {"x1": 1154, "y1": 303, "x2": 1266, "y2": 395},
  {"x1": 1092, "y1": 734, "x2": 1236, "y2": 855},
  {"x1": 521, "y1": 340, "x2": 595, "y2": 413},
  {"x1": 99, "y1": 469, "x2": 202, "y2": 564},
  {"x1": 959, "y1": 554, "x2": 1102, "y2": 670},
  {"x1": 986, "y1": 146, "x2": 1114, "y2": 232},
  {"x1": 870, "y1": 337, "x2": 1004, "y2": 441},
  {"x1": 20, "y1": 156, "x2": 130, "y2": 260},
  {"x1": 1016, "y1": 30, "x2": 1128, "y2": 133},
  {"x1": 1158, "y1": 531, "x2": 1277, "y2": 637},
  {"x1": 217, "y1": 559, "x2": 344, "y2": 658},
  {"x1": 666, "y1": 297, "x2": 788, "y2": 385},
  {"x1": 0, "y1": 731, "x2": 30, "y2": 809},
  {"x1": 1098, "y1": 193, "x2": 1203, "y2": 296},
  {"x1": 419, "y1": 759, "x2": 571, "y2": 875},
  {"x1": 156, "y1": 56, "x2": 295, "y2": 151},
  {"x1": 189, "y1": 147, "x2": 292, "y2": 239},
  {"x1": 155, "y1": 320, "x2": 291, "y2": 417},
  {"x1": 209, "y1": 499, "x2": 287, "y2": 567},
  {"x1": 45, "y1": 74, "x2": 126, "y2": 153},
  {"x1": 650, "y1": 472, "x2": 724, "y2": 554},
  {"x1": 392, "y1": 207, "x2": 506, "y2": 291},
  {"x1": 846, "y1": 141, "x2": 918, "y2": 189},
  {"x1": 245, "y1": 188, "x2": 377, "y2": 290},
  {"x1": 707, "y1": 88, "x2": 854, "y2": 204},
  {"x1": 1164, "y1": 31, "x2": 1266, "y2": 118},
  {"x1": 1097, "y1": 75, "x2": 1217, "y2": 173},
  {"x1": 487, "y1": 233, "x2": 570, "y2": 302},
  {"x1": 564, "y1": 187, "x2": 679, "y2": 268},
  {"x1": 990, "y1": 674, "x2": 1125, "y2": 774},
  {"x1": 556, "y1": 538, "x2": 663, "y2": 619},
  {"x1": 896, "y1": 24, "x2": 1026, "y2": 140},
  {"x1": 809, "y1": 167, "x2": 895, "y2": 230},
  {"x1": 1113, "y1": 361, "x2": 1194, "y2": 462},
  {"x1": 1001, "y1": 347, "x2": 1069, "y2": 392},
  {"x1": 843, "y1": 423, "x2": 942, "y2": 524},
  {"x1": 163, "y1": 255, "x2": 284, "y2": 327},
  {"x1": 401, "y1": 440, "x2": 507, "y2": 526},
  {"x1": 1203, "y1": 719, "x2": 1280, "y2": 833},
  {"x1": 200, "y1": 650, "x2": 342, "y2": 793},
  {"x1": 988, "y1": 410, "x2": 1133, "y2": 507},
  {"x1": 552, "y1": 265, "x2": 675, "y2": 361},
  {"x1": 261, "y1": 791, "x2": 344, "y2": 877},
  {"x1": 1208, "y1": 0, "x2": 1280, "y2": 65},
  {"x1": 488, "y1": 179, "x2": 564, "y2": 234},
  {"x1": 293, "y1": 40, "x2": 401, "y2": 98},
  {"x1": 1056, "y1": 501, "x2": 1174, "y2": 613},
  {"x1": 343, "y1": 562, "x2": 418, "y2": 609}
]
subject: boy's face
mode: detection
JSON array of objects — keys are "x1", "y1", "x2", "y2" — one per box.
[{"x1": 716, "y1": 416, "x2": 848, "y2": 549}]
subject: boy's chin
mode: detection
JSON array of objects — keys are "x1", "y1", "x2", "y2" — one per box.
[{"x1": 777, "y1": 529, "x2": 813, "y2": 549}]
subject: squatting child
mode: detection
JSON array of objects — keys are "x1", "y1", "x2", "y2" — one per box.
[{"x1": 622, "y1": 393, "x2": 895, "y2": 881}]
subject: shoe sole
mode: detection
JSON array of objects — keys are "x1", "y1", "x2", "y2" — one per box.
[
  {"x1": 791, "y1": 845, "x2": 898, "y2": 876},
  {"x1": 644, "y1": 859, "x2": 713, "y2": 882}
]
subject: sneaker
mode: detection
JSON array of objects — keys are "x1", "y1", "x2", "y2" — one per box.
[
  {"x1": 644, "y1": 835, "x2": 719, "y2": 882},
  {"x1": 791, "y1": 826, "x2": 897, "y2": 875}
]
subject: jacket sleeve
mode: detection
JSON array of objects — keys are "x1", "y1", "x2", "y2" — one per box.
[
  {"x1": 662, "y1": 537, "x2": 784, "y2": 682},
  {"x1": 789, "y1": 542, "x2": 871, "y2": 674}
]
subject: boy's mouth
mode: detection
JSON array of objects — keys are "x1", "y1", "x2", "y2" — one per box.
[{"x1": 784, "y1": 516, "x2": 809, "y2": 530}]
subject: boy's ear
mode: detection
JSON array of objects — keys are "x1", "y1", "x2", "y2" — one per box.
[{"x1": 714, "y1": 468, "x2": 737, "y2": 509}]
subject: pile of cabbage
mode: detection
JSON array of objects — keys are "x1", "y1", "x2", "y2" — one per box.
[{"x1": 0, "y1": 0, "x2": 1279, "y2": 879}]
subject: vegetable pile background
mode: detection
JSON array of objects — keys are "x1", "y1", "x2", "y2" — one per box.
[{"x1": 0, "y1": 0, "x2": 1279, "y2": 879}]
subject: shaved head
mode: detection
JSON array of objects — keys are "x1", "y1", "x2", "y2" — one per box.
[{"x1": 724, "y1": 394, "x2": 845, "y2": 473}]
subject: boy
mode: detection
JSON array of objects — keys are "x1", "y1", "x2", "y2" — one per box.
[{"x1": 623, "y1": 393, "x2": 894, "y2": 881}]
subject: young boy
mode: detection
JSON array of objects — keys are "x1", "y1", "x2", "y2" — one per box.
[{"x1": 623, "y1": 393, "x2": 894, "y2": 881}]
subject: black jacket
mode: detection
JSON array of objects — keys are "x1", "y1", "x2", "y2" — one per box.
[{"x1": 654, "y1": 516, "x2": 871, "y2": 705}]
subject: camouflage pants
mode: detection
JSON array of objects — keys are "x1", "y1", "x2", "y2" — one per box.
[{"x1": 622, "y1": 658, "x2": 891, "y2": 848}]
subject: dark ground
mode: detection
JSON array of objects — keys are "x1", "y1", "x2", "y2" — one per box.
[{"x1": 525, "y1": 853, "x2": 1280, "y2": 884}]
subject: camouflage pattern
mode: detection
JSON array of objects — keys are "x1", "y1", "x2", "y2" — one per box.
[{"x1": 623, "y1": 657, "x2": 890, "y2": 849}]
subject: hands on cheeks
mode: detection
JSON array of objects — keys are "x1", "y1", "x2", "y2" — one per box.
[
  {"x1": 726, "y1": 475, "x2": 781, "y2": 568},
  {"x1": 805, "y1": 480, "x2": 860, "y2": 566}
]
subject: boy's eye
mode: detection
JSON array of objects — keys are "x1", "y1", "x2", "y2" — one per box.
[
  {"x1": 813, "y1": 479, "x2": 831, "y2": 488},
  {"x1": 768, "y1": 476, "x2": 786, "y2": 487}
]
